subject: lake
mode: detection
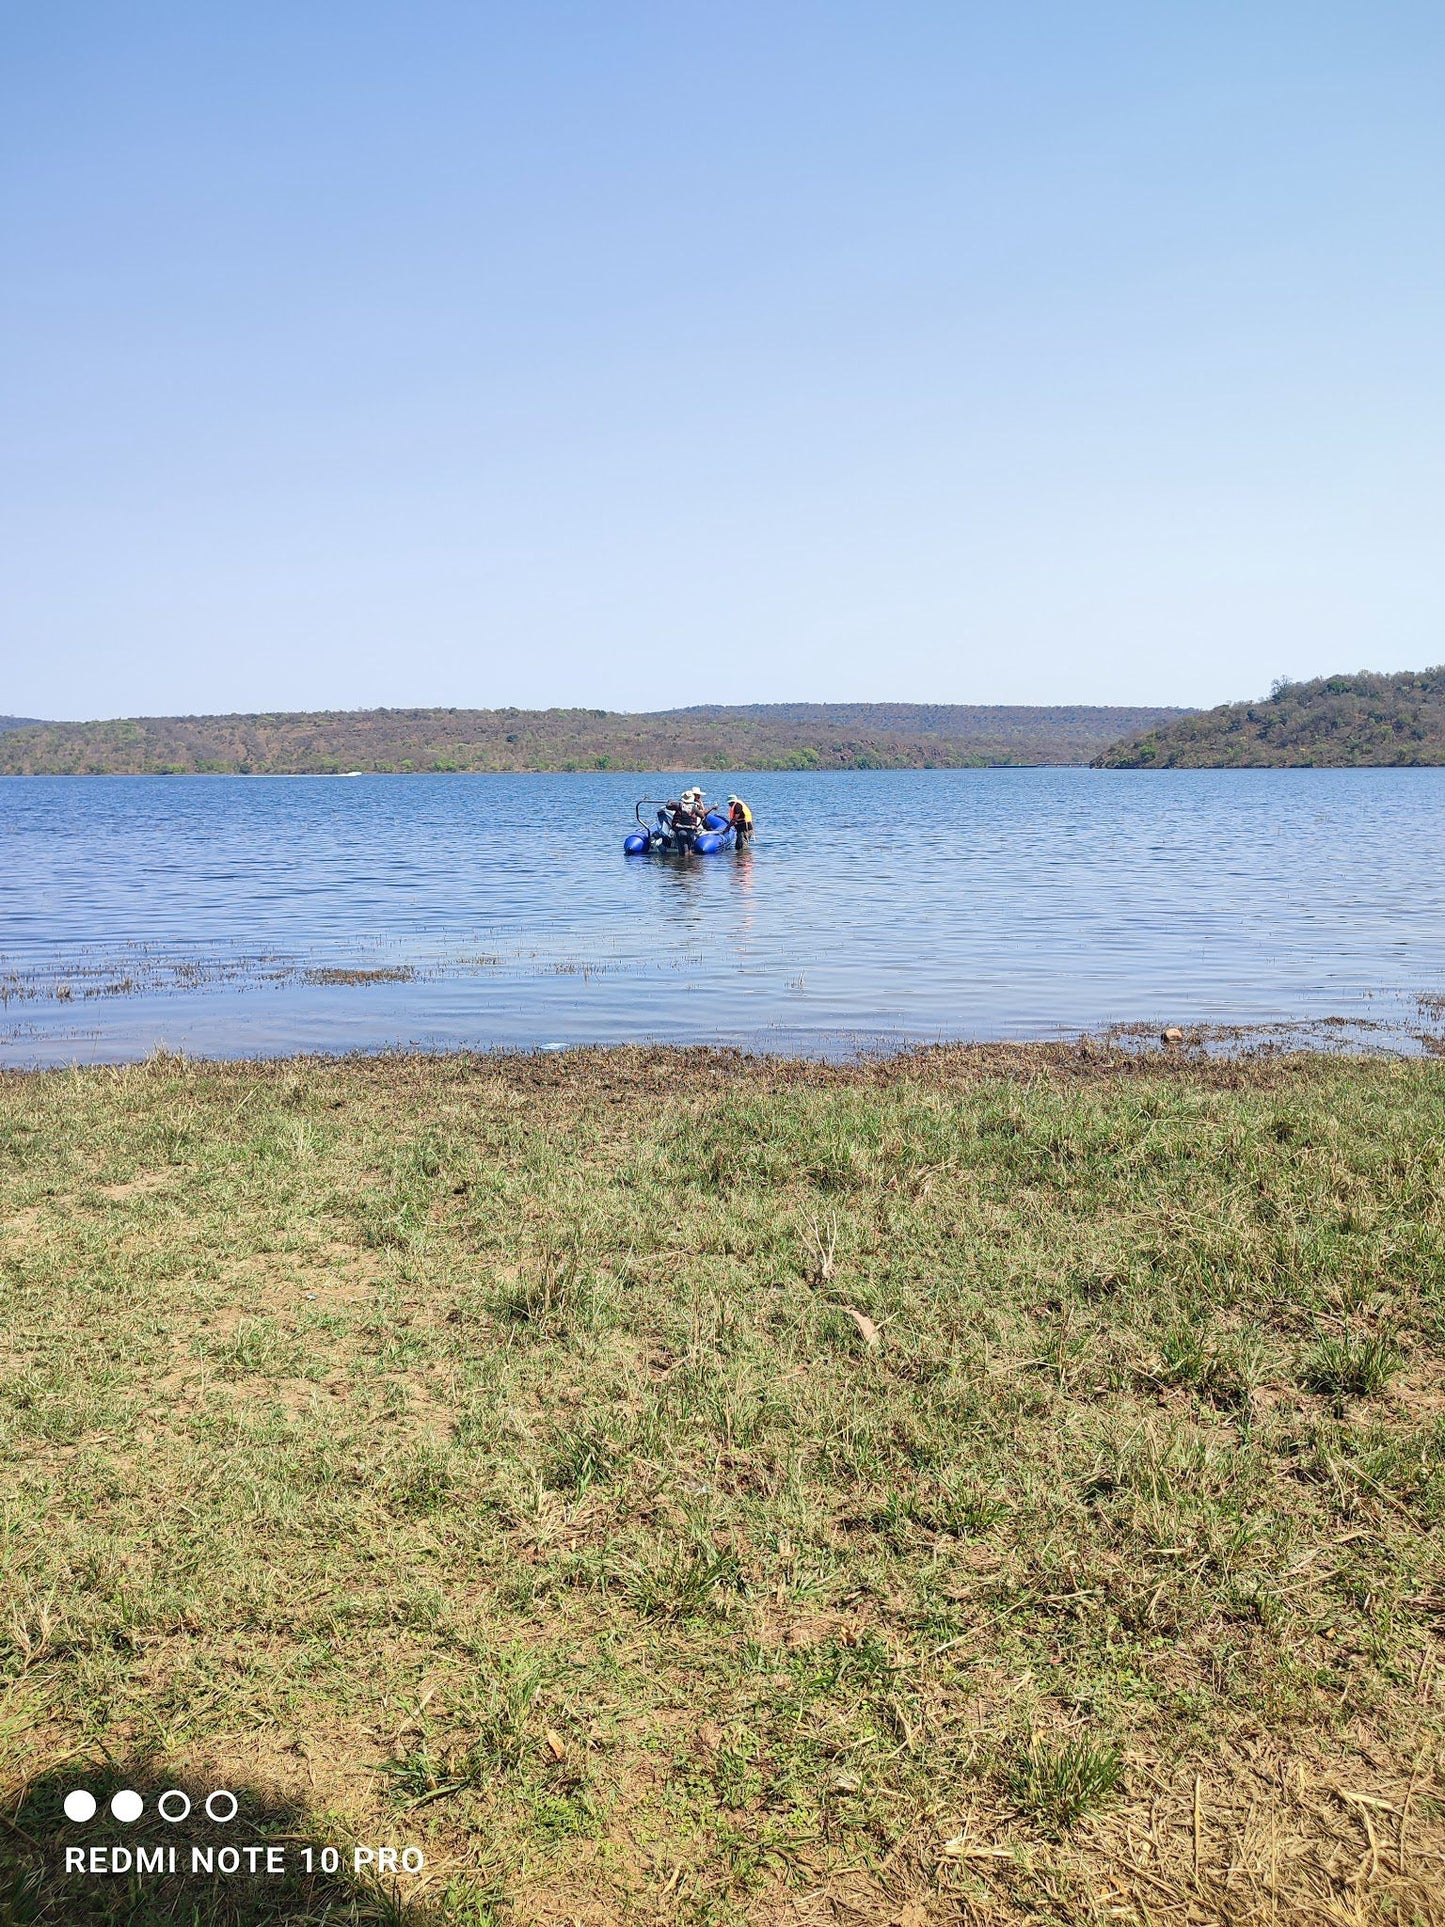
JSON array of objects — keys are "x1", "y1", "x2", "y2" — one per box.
[{"x1": 3, "y1": 768, "x2": 1444, "y2": 1066}]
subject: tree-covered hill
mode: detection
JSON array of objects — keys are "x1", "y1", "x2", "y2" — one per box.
[
  {"x1": 0, "y1": 702, "x2": 1186, "y2": 775},
  {"x1": 1095, "y1": 667, "x2": 1445, "y2": 768}
]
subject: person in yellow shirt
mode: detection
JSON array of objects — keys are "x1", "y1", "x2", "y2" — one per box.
[{"x1": 726, "y1": 795, "x2": 754, "y2": 841}]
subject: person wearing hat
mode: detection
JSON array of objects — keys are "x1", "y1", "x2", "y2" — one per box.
[
  {"x1": 668, "y1": 788, "x2": 703, "y2": 838},
  {"x1": 726, "y1": 794, "x2": 754, "y2": 841}
]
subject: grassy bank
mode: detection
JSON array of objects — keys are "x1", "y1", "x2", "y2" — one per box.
[{"x1": 2, "y1": 1046, "x2": 1443, "y2": 1925}]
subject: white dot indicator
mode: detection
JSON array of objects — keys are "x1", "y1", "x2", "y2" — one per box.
[
  {"x1": 204, "y1": 1789, "x2": 238, "y2": 1823},
  {"x1": 63, "y1": 1790, "x2": 97, "y2": 1823},
  {"x1": 110, "y1": 1790, "x2": 144, "y2": 1823},
  {"x1": 157, "y1": 1789, "x2": 191, "y2": 1823}
]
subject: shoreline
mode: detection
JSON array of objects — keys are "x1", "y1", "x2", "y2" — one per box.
[
  {"x1": 4, "y1": 1014, "x2": 1445, "y2": 1080},
  {"x1": 8, "y1": 761, "x2": 1445, "y2": 779}
]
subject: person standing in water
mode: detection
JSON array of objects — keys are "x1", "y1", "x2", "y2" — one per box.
[
  {"x1": 666, "y1": 789, "x2": 703, "y2": 837},
  {"x1": 727, "y1": 795, "x2": 754, "y2": 840}
]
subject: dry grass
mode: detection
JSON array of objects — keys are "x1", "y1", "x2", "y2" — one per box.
[{"x1": 1, "y1": 1042, "x2": 1443, "y2": 1925}]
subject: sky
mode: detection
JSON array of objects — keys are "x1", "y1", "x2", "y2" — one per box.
[{"x1": 3, "y1": 3, "x2": 1443, "y2": 720}]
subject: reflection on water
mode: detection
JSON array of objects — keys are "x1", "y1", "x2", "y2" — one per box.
[{"x1": 2, "y1": 767, "x2": 1444, "y2": 1065}]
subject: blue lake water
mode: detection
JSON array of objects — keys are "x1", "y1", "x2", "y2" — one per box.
[{"x1": 3, "y1": 768, "x2": 1444, "y2": 1066}]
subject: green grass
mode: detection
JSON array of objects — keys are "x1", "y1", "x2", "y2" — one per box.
[
  {"x1": 1008, "y1": 1738, "x2": 1122, "y2": 1832},
  {"x1": 1300, "y1": 1328, "x2": 1405, "y2": 1400},
  {"x1": 2, "y1": 1043, "x2": 1444, "y2": 1925}
]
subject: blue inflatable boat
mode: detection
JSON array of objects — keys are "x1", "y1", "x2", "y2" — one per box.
[{"x1": 624, "y1": 796, "x2": 735, "y2": 855}]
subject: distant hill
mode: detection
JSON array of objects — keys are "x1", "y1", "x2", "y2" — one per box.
[
  {"x1": 0, "y1": 702, "x2": 1188, "y2": 775},
  {"x1": 1096, "y1": 668, "x2": 1445, "y2": 768},
  {"x1": 0, "y1": 716, "x2": 42, "y2": 733}
]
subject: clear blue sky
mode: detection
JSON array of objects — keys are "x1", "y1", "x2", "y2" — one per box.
[{"x1": 3, "y1": 3, "x2": 1442, "y2": 719}]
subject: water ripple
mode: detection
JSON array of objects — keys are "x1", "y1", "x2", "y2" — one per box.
[{"x1": 2, "y1": 768, "x2": 1443, "y2": 1064}]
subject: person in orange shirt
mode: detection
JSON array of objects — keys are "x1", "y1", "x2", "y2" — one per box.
[{"x1": 726, "y1": 795, "x2": 754, "y2": 840}]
